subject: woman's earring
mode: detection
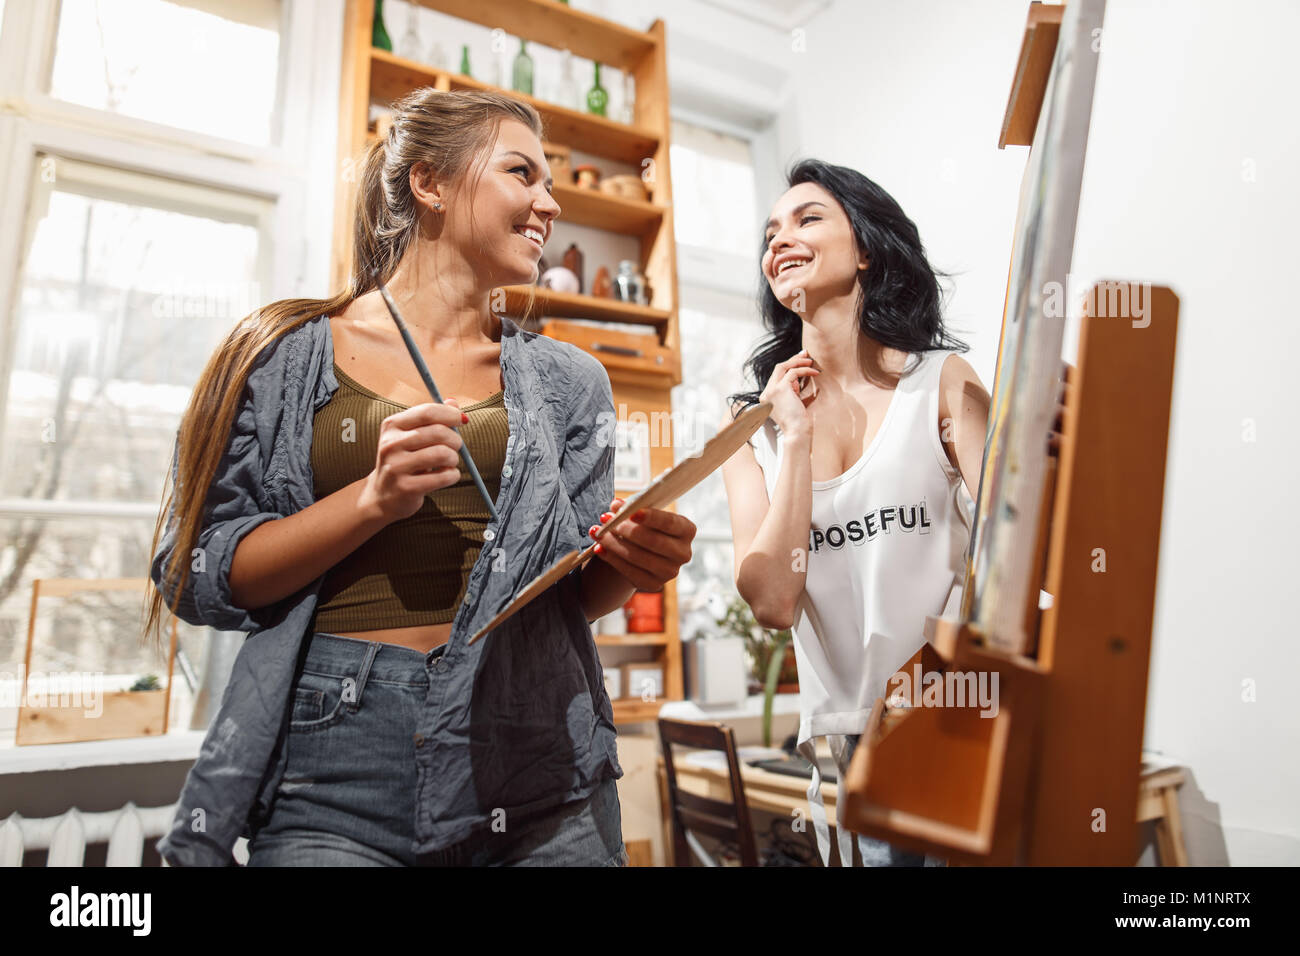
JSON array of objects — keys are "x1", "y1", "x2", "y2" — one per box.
[{"x1": 433, "y1": 201, "x2": 443, "y2": 211}]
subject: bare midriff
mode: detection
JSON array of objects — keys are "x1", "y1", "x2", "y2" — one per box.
[{"x1": 326, "y1": 622, "x2": 454, "y2": 655}]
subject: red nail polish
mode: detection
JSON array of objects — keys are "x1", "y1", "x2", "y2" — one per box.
[
  {"x1": 594, "y1": 543, "x2": 603, "y2": 553},
  {"x1": 633, "y1": 509, "x2": 647, "y2": 520},
  {"x1": 461, "y1": 412, "x2": 469, "y2": 423},
  {"x1": 600, "y1": 512, "x2": 612, "y2": 522}
]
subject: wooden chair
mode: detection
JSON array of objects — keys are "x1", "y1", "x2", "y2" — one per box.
[{"x1": 657, "y1": 717, "x2": 759, "y2": 866}]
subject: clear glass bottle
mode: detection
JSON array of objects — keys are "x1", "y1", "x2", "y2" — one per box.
[
  {"x1": 426, "y1": 40, "x2": 448, "y2": 71},
  {"x1": 586, "y1": 61, "x2": 608, "y2": 117},
  {"x1": 512, "y1": 38, "x2": 534, "y2": 96},
  {"x1": 397, "y1": 5, "x2": 421, "y2": 61},
  {"x1": 620, "y1": 73, "x2": 636, "y2": 124},
  {"x1": 556, "y1": 49, "x2": 580, "y2": 110},
  {"x1": 614, "y1": 260, "x2": 647, "y2": 305}
]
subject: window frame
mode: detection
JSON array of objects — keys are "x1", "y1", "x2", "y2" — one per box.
[{"x1": 0, "y1": 0, "x2": 344, "y2": 522}]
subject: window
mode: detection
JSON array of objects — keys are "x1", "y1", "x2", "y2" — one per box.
[
  {"x1": 667, "y1": 119, "x2": 773, "y2": 640},
  {"x1": 0, "y1": 0, "x2": 338, "y2": 742},
  {"x1": 49, "y1": 0, "x2": 284, "y2": 146},
  {"x1": 670, "y1": 119, "x2": 760, "y2": 258},
  {"x1": 1, "y1": 156, "x2": 272, "y2": 503}
]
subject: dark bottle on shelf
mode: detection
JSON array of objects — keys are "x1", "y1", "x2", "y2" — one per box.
[{"x1": 372, "y1": 0, "x2": 392, "y2": 51}]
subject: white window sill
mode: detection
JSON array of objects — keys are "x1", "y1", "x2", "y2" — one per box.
[{"x1": 0, "y1": 730, "x2": 206, "y2": 776}]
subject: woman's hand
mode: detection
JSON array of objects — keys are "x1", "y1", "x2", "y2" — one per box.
[
  {"x1": 759, "y1": 348, "x2": 820, "y2": 436},
  {"x1": 358, "y1": 399, "x2": 469, "y2": 523},
  {"x1": 587, "y1": 496, "x2": 696, "y2": 592}
]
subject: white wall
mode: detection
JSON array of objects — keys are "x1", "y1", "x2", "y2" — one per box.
[{"x1": 783, "y1": 0, "x2": 1300, "y2": 864}]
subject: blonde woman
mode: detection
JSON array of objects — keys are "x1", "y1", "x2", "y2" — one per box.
[
  {"x1": 720, "y1": 160, "x2": 990, "y2": 867},
  {"x1": 144, "y1": 89, "x2": 696, "y2": 866}
]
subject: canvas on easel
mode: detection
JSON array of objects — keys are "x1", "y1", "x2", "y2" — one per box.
[{"x1": 961, "y1": 0, "x2": 1106, "y2": 655}]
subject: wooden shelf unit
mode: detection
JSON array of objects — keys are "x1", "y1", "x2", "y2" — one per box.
[{"x1": 333, "y1": 0, "x2": 685, "y2": 724}]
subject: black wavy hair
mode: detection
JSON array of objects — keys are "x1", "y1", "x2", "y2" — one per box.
[{"x1": 727, "y1": 158, "x2": 969, "y2": 417}]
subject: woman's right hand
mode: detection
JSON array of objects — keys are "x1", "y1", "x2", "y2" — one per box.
[
  {"x1": 759, "y1": 348, "x2": 820, "y2": 437},
  {"x1": 359, "y1": 399, "x2": 468, "y2": 523}
]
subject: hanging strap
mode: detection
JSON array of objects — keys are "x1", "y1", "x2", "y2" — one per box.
[
  {"x1": 797, "y1": 735, "x2": 834, "y2": 867},
  {"x1": 798, "y1": 734, "x2": 874, "y2": 866},
  {"x1": 795, "y1": 733, "x2": 878, "y2": 868}
]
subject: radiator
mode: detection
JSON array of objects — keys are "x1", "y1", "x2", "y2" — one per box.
[{"x1": 0, "y1": 803, "x2": 247, "y2": 866}]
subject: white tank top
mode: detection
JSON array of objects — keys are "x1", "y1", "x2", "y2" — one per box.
[{"x1": 746, "y1": 347, "x2": 975, "y2": 865}]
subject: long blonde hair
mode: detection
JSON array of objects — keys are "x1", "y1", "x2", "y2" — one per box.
[{"x1": 141, "y1": 88, "x2": 543, "y2": 653}]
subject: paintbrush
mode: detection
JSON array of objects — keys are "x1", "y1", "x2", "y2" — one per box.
[{"x1": 370, "y1": 266, "x2": 500, "y2": 522}]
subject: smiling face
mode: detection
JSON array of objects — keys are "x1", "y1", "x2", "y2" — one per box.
[
  {"x1": 430, "y1": 118, "x2": 561, "y2": 288},
  {"x1": 761, "y1": 181, "x2": 867, "y2": 313}
]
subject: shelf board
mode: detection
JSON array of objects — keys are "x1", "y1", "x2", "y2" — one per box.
[
  {"x1": 595, "y1": 632, "x2": 669, "y2": 647},
  {"x1": 369, "y1": 49, "x2": 660, "y2": 164},
  {"x1": 551, "y1": 182, "x2": 662, "y2": 235},
  {"x1": 412, "y1": 0, "x2": 657, "y2": 72},
  {"x1": 369, "y1": 48, "x2": 447, "y2": 109},
  {"x1": 612, "y1": 697, "x2": 666, "y2": 724},
  {"x1": 501, "y1": 286, "x2": 670, "y2": 331}
]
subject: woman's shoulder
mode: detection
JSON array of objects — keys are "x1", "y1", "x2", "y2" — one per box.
[
  {"x1": 520, "y1": 327, "x2": 610, "y2": 400},
  {"x1": 933, "y1": 349, "x2": 986, "y2": 414},
  {"x1": 227, "y1": 310, "x2": 332, "y2": 423},
  {"x1": 237, "y1": 308, "x2": 330, "y2": 371}
]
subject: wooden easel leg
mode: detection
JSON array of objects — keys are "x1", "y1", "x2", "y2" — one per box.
[
  {"x1": 1154, "y1": 788, "x2": 1189, "y2": 866},
  {"x1": 1023, "y1": 283, "x2": 1179, "y2": 864}
]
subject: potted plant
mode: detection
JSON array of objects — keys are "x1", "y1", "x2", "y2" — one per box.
[{"x1": 715, "y1": 596, "x2": 799, "y2": 747}]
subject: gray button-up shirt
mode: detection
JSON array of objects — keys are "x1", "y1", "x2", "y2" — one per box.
[{"x1": 151, "y1": 312, "x2": 623, "y2": 866}]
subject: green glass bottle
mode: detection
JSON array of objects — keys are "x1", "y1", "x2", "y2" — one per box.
[
  {"x1": 512, "y1": 38, "x2": 534, "y2": 96},
  {"x1": 459, "y1": 43, "x2": 472, "y2": 77},
  {"x1": 586, "y1": 61, "x2": 608, "y2": 117},
  {"x1": 372, "y1": 0, "x2": 392, "y2": 52}
]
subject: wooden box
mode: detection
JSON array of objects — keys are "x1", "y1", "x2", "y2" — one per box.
[
  {"x1": 540, "y1": 319, "x2": 673, "y2": 378},
  {"x1": 16, "y1": 578, "x2": 178, "y2": 746}
]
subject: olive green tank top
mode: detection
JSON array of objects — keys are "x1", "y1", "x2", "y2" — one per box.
[{"x1": 308, "y1": 362, "x2": 508, "y2": 631}]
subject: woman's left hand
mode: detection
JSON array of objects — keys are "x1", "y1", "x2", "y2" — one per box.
[{"x1": 587, "y1": 497, "x2": 696, "y2": 592}]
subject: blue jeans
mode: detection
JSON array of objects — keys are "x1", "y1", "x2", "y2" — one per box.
[{"x1": 246, "y1": 632, "x2": 628, "y2": 867}]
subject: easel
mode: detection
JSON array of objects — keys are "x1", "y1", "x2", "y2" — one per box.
[{"x1": 840, "y1": 2, "x2": 1182, "y2": 865}]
